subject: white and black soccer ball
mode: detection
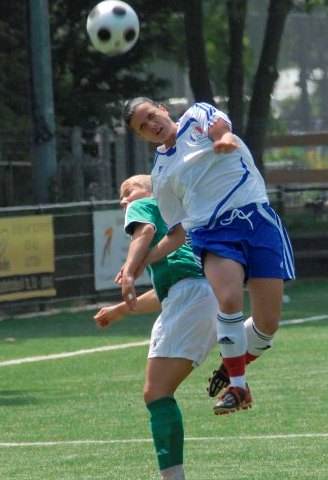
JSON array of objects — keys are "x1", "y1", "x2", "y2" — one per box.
[{"x1": 86, "y1": 0, "x2": 139, "y2": 56}]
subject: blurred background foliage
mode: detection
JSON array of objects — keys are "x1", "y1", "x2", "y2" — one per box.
[{"x1": 1, "y1": 0, "x2": 328, "y2": 206}]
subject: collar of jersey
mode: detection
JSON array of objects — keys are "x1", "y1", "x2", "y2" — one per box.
[
  {"x1": 156, "y1": 144, "x2": 176, "y2": 156},
  {"x1": 154, "y1": 116, "x2": 198, "y2": 157}
]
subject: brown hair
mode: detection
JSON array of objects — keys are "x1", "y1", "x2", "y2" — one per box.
[{"x1": 123, "y1": 97, "x2": 159, "y2": 126}]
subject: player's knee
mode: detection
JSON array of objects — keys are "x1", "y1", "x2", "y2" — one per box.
[
  {"x1": 144, "y1": 384, "x2": 172, "y2": 404},
  {"x1": 254, "y1": 317, "x2": 279, "y2": 336},
  {"x1": 143, "y1": 385, "x2": 159, "y2": 404},
  {"x1": 218, "y1": 292, "x2": 242, "y2": 313},
  {"x1": 143, "y1": 385, "x2": 151, "y2": 403},
  {"x1": 263, "y1": 324, "x2": 278, "y2": 336}
]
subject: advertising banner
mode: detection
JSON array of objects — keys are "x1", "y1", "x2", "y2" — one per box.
[
  {"x1": 0, "y1": 215, "x2": 56, "y2": 302},
  {"x1": 93, "y1": 210, "x2": 151, "y2": 291}
]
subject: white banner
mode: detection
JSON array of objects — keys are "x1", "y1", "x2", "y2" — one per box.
[{"x1": 93, "y1": 210, "x2": 151, "y2": 291}]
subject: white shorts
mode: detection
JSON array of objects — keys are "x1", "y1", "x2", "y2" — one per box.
[{"x1": 148, "y1": 277, "x2": 218, "y2": 367}]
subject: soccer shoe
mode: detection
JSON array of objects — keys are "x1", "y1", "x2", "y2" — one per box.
[
  {"x1": 213, "y1": 384, "x2": 252, "y2": 415},
  {"x1": 207, "y1": 362, "x2": 230, "y2": 397}
]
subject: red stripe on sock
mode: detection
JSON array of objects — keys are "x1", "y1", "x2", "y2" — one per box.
[
  {"x1": 223, "y1": 355, "x2": 246, "y2": 377},
  {"x1": 245, "y1": 352, "x2": 258, "y2": 365}
]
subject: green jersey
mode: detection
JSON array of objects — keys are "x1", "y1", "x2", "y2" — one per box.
[{"x1": 124, "y1": 197, "x2": 203, "y2": 302}]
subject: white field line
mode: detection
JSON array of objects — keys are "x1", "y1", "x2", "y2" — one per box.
[
  {"x1": 0, "y1": 303, "x2": 109, "y2": 322},
  {"x1": 0, "y1": 314, "x2": 327, "y2": 449},
  {"x1": 0, "y1": 314, "x2": 327, "y2": 368},
  {"x1": 280, "y1": 314, "x2": 328, "y2": 325},
  {"x1": 0, "y1": 340, "x2": 150, "y2": 367},
  {"x1": 0, "y1": 433, "x2": 327, "y2": 448}
]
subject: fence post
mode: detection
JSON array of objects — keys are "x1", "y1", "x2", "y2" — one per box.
[
  {"x1": 125, "y1": 127, "x2": 136, "y2": 177},
  {"x1": 114, "y1": 127, "x2": 128, "y2": 189},
  {"x1": 71, "y1": 126, "x2": 85, "y2": 201},
  {"x1": 97, "y1": 126, "x2": 112, "y2": 199},
  {"x1": 135, "y1": 136, "x2": 153, "y2": 173}
]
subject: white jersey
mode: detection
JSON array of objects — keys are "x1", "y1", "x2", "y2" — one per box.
[{"x1": 151, "y1": 102, "x2": 269, "y2": 231}]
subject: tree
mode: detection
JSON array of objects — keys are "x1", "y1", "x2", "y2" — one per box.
[
  {"x1": 50, "y1": 0, "x2": 185, "y2": 127},
  {"x1": 2, "y1": 0, "x2": 328, "y2": 205},
  {"x1": 244, "y1": 0, "x2": 293, "y2": 174},
  {"x1": 181, "y1": 0, "x2": 292, "y2": 174},
  {"x1": 226, "y1": 0, "x2": 248, "y2": 136},
  {"x1": 0, "y1": 2, "x2": 31, "y2": 138},
  {"x1": 278, "y1": 2, "x2": 328, "y2": 131},
  {"x1": 183, "y1": 0, "x2": 214, "y2": 103},
  {"x1": 182, "y1": 0, "x2": 292, "y2": 174},
  {"x1": 0, "y1": 1, "x2": 33, "y2": 205}
]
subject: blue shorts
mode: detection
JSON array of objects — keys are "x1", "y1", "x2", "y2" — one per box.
[{"x1": 190, "y1": 203, "x2": 295, "y2": 282}]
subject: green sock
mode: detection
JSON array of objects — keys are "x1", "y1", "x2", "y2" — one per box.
[{"x1": 146, "y1": 397, "x2": 184, "y2": 471}]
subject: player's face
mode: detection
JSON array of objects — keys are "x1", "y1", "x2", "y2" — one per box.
[
  {"x1": 130, "y1": 102, "x2": 177, "y2": 147},
  {"x1": 120, "y1": 182, "x2": 151, "y2": 210}
]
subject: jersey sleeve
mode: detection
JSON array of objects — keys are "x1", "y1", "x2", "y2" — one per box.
[
  {"x1": 124, "y1": 199, "x2": 158, "y2": 235},
  {"x1": 188, "y1": 102, "x2": 232, "y2": 134},
  {"x1": 157, "y1": 186, "x2": 186, "y2": 231}
]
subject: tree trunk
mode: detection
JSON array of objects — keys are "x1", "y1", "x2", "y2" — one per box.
[
  {"x1": 226, "y1": 0, "x2": 248, "y2": 136},
  {"x1": 183, "y1": 0, "x2": 214, "y2": 103},
  {"x1": 244, "y1": 0, "x2": 293, "y2": 176},
  {"x1": 295, "y1": 15, "x2": 311, "y2": 131}
]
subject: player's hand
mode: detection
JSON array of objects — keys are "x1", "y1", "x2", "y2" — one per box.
[
  {"x1": 94, "y1": 305, "x2": 124, "y2": 328},
  {"x1": 213, "y1": 138, "x2": 238, "y2": 154},
  {"x1": 121, "y1": 272, "x2": 137, "y2": 311}
]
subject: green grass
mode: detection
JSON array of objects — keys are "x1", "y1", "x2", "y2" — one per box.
[{"x1": 0, "y1": 279, "x2": 327, "y2": 479}]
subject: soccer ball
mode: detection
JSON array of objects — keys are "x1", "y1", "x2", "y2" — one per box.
[{"x1": 86, "y1": 0, "x2": 139, "y2": 56}]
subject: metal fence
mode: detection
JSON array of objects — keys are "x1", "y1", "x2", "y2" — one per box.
[
  {"x1": 2, "y1": 124, "x2": 328, "y2": 207},
  {"x1": 0, "y1": 184, "x2": 327, "y2": 316},
  {"x1": 0, "y1": 200, "x2": 122, "y2": 315},
  {"x1": 0, "y1": 125, "x2": 153, "y2": 207}
]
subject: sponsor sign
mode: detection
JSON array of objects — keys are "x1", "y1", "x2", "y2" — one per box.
[
  {"x1": 93, "y1": 210, "x2": 150, "y2": 291},
  {"x1": 0, "y1": 215, "x2": 56, "y2": 302}
]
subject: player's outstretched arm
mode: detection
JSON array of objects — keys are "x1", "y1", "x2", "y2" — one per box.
[
  {"x1": 144, "y1": 224, "x2": 185, "y2": 267},
  {"x1": 122, "y1": 222, "x2": 154, "y2": 310},
  {"x1": 94, "y1": 289, "x2": 160, "y2": 328},
  {"x1": 94, "y1": 303, "x2": 127, "y2": 328},
  {"x1": 209, "y1": 118, "x2": 238, "y2": 153}
]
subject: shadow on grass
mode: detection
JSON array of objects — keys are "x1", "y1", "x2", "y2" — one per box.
[{"x1": 0, "y1": 390, "x2": 41, "y2": 406}]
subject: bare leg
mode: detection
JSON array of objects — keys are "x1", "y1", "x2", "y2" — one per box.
[
  {"x1": 204, "y1": 254, "x2": 247, "y2": 381},
  {"x1": 144, "y1": 357, "x2": 193, "y2": 403},
  {"x1": 203, "y1": 254, "x2": 244, "y2": 313},
  {"x1": 208, "y1": 279, "x2": 284, "y2": 398},
  {"x1": 203, "y1": 253, "x2": 250, "y2": 413},
  {"x1": 247, "y1": 278, "x2": 283, "y2": 335}
]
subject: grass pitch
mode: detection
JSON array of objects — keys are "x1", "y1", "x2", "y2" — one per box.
[{"x1": 0, "y1": 279, "x2": 327, "y2": 479}]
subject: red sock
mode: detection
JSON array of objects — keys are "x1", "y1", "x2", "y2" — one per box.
[
  {"x1": 223, "y1": 355, "x2": 245, "y2": 377},
  {"x1": 245, "y1": 352, "x2": 258, "y2": 365}
]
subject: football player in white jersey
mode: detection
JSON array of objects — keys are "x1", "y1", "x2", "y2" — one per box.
[{"x1": 123, "y1": 98, "x2": 295, "y2": 415}]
